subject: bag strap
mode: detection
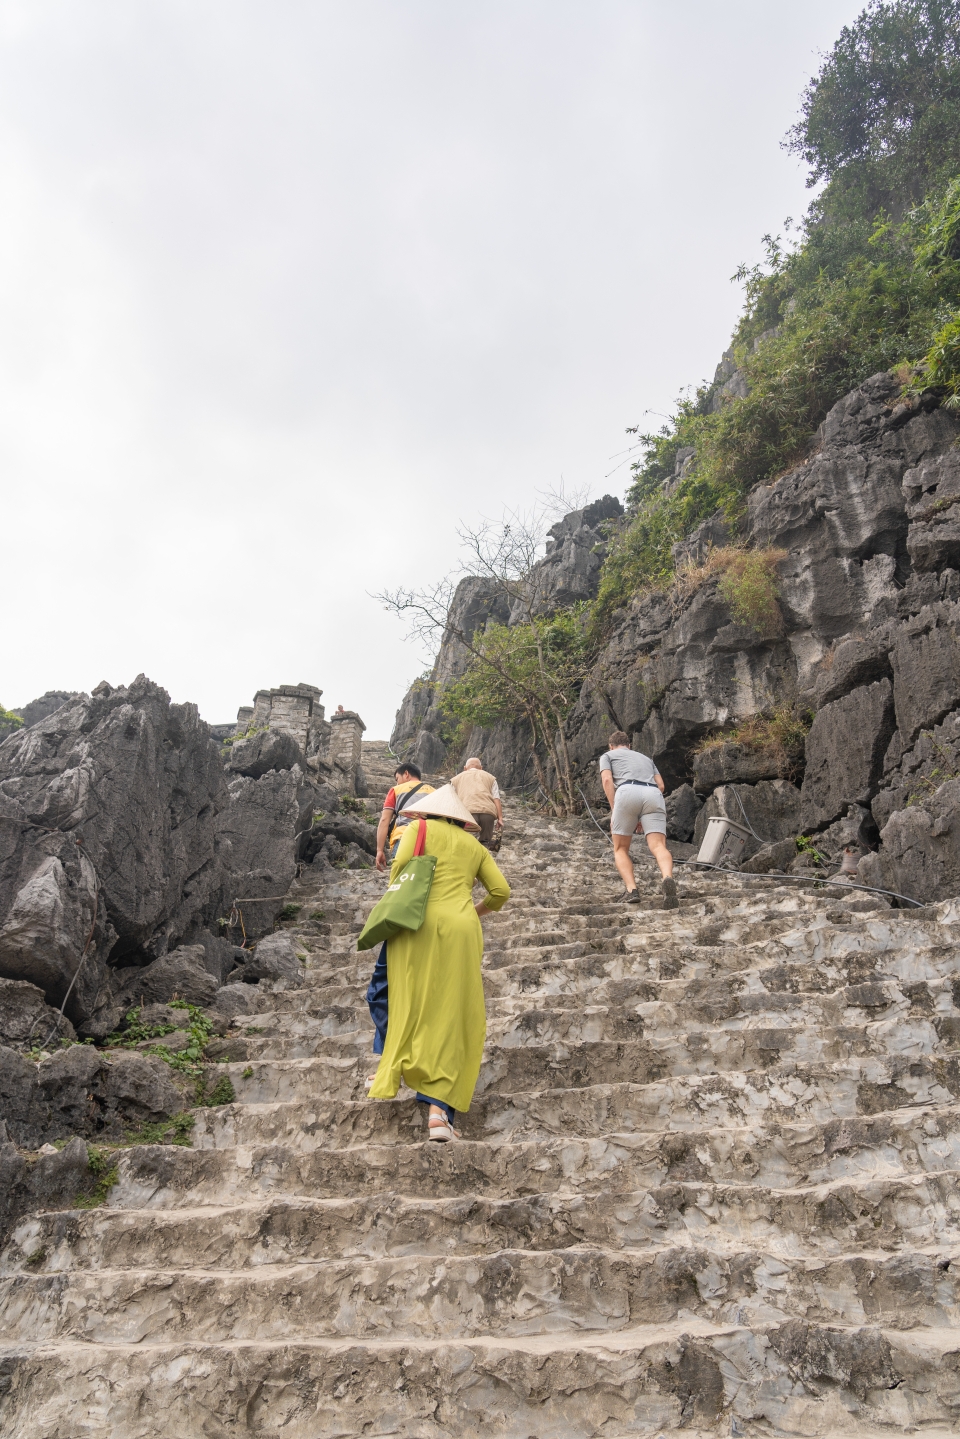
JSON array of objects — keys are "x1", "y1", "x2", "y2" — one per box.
[
  {"x1": 394, "y1": 782, "x2": 424, "y2": 817},
  {"x1": 413, "y1": 818, "x2": 427, "y2": 856}
]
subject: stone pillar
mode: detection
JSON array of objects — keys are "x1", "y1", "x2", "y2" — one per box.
[{"x1": 329, "y1": 711, "x2": 366, "y2": 794}]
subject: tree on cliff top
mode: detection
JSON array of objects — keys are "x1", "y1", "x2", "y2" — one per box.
[
  {"x1": 597, "y1": 0, "x2": 960, "y2": 623},
  {"x1": 786, "y1": 0, "x2": 960, "y2": 220}
]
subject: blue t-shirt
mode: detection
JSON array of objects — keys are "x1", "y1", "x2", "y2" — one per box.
[{"x1": 598, "y1": 747, "x2": 660, "y2": 788}]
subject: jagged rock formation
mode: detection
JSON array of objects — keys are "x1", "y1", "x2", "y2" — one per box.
[
  {"x1": 393, "y1": 374, "x2": 960, "y2": 901},
  {"x1": 4, "y1": 815, "x2": 960, "y2": 1433},
  {"x1": 11, "y1": 692, "x2": 79, "y2": 728},
  {"x1": 0, "y1": 676, "x2": 326, "y2": 1031}
]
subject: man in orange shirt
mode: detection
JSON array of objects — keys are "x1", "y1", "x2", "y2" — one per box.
[{"x1": 375, "y1": 763, "x2": 435, "y2": 872}]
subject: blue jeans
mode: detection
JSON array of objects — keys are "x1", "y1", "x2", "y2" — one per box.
[
  {"x1": 366, "y1": 942, "x2": 389, "y2": 1055},
  {"x1": 365, "y1": 941, "x2": 455, "y2": 1122}
]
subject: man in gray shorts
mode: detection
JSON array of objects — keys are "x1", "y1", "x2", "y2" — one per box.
[{"x1": 599, "y1": 730, "x2": 679, "y2": 909}]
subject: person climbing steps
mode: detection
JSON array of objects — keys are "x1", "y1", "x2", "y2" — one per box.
[{"x1": 598, "y1": 729, "x2": 679, "y2": 909}]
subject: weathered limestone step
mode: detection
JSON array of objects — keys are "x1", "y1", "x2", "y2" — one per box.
[
  {"x1": 250, "y1": 968, "x2": 960, "y2": 1035},
  {"x1": 203, "y1": 1033, "x2": 960, "y2": 1112},
  {"x1": 99, "y1": 1102, "x2": 960, "y2": 1206},
  {"x1": 188, "y1": 1061, "x2": 960, "y2": 1156},
  {"x1": 207, "y1": 1010, "x2": 949, "y2": 1068},
  {"x1": 7, "y1": 1169, "x2": 960, "y2": 1274},
  {"x1": 8, "y1": 1242, "x2": 960, "y2": 1345},
  {"x1": 292, "y1": 915, "x2": 960, "y2": 998},
  {"x1": 3, "y1": 1323, "x2": 959, "y2": 1437},
  {"x1": 479, "y1": 931, "x2": 960, "y2": 999}
]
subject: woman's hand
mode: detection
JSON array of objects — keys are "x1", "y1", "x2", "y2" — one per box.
[{"x1": 475, "y1": 901, "x2": 491, "y2": 919}]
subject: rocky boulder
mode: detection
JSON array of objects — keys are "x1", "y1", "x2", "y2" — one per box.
[
  {"x1": 890, "y1": 602, "x2": 960, "y2": 746},
  {"x1": 0, "y1": 978, "x2": 75, "y2": 1050},
  {"x1": 113, "y1": 945, "x2": 219, "y2": 1010},
  {"x1": 0, "y1": 677, "x2": 227, "y2": 1020},
  {"x1": 216, "y1": 764, "x2": 318, "y2": 940},
  {"x1": 875, "y1": 707, "x2": 960, "y2": 828},
  {"x1": 665, "y1": 784, "x2": 702, "y2": 843},
  {"x1": 739, "y1": 838, "x2": 799, "y2": 874},
  {"x1": 860, "y1": 778, "x2": 960, "y2": 904},
  {"x1": 0, "y1": 1043, "x2": 185, "y2": 1148},
  {"x1": 800, "y1": 680, "x2": 896, "y2": 831},
  {"x1": 0, "y1": 1132, "x2": 91, "y2": 1244},
  {"x1": 306, "y1": 809, "x2": 378, "y2": 861},
  {"x1": 227, "y1": 930, "x2": 304, "y2": 985},
  {"x1": 693, "y1": 742, "x2": 787, "y2": 792},
  {"x1": 224, "y1": 728, "x2": 305, "y2": 779},
  {"x1": 903, "y1": 443, "x2": 960, "y2": 572}
]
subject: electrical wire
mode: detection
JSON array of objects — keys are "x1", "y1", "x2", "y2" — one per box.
[
  {"x1": 576, "y1": 779, "x2": 924, "y2": 908},
  {"x1": 678, "y1": 858, "x2": 926, "y2": 908},
  {"x1": 688, "y1": 785, "x2": 923, "y2": 906}
]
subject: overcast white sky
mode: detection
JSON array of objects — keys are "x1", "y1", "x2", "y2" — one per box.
[{"x1": 2, "y1": 0, "x2": 864, "y2": 737}]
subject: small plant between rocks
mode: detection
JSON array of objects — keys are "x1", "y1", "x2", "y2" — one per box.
[
  {"x1": 795, "y1": 834, "x2": 826, "y2": 866},
  {"x1": 74, "y1": 1147, "x2": 120, "y2": 1209},
  {"x1": 199, "y1": 1075, "x2": 236, "y2": 1107}
]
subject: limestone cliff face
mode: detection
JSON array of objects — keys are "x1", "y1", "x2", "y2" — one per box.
[{"x1": 392, "y1": 373, "x2": 960, "y2": 901}]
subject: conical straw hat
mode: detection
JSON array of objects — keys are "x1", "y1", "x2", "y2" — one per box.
[{"x1": 403, "y1": 783, "x2": 481, "y2": 831}]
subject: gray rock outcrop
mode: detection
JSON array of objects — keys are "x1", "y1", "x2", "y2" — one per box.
[
  {"x1": 800, "y1": 680, "x2": 896, "y2": 830},
  {"x1": 217, "y1": 765, "x2": 318, "y2": 943},
  {"x1": 0, "y1": 1043, "x2": 184, "y2": 1148},
  {"x1": 0, "y1": 978, "x2": 75, "y2": 1050},
  {"x1": 860, "y1": 778, "x2": 960, "y2": 903},
  {"x1": 12, "y1": 692, "x2": 80, "y2": 728},
  {"x1": 665, "y1": 784, "x2": 702, "y2": 842},
  {"x1": 224, "y1": 728, "x2": 304, "y2": 779},
  {"x1": 0, "y1": 676, "x2": 321, "y2": 1024},
  {"x1": 227, "y1": 930, "x2": 304, "y2": 986}
]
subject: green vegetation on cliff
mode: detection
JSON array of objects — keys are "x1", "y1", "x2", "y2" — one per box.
[{"x1": 593, "y1": 0, "x2": 960, "y2": 626}]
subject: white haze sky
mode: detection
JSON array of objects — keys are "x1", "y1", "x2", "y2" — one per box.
[{"x1": 2, "y1": 0, "x2": 864, "y2": 737}]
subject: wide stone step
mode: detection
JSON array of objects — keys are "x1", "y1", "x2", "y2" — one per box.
[
  {"x1": 8, "y1": 1169, "x2": 960, "y2": 1276},
  {"x1": 3, "y1": 1324, "x2": 959, "y2": 1436},
  {"x1": 92, "y1": 1101, "x2": 960, "y2": 1209},
  {"x1": 478, "y1": 932, "x2": 960, "y2": 998},
  {"x1": 205, "y1": 1019, "x2": 960, "y2": 1106},
  {"x1": 7, "y1": 1243, "x2": 960, "y2": 1346},
  {"x1": 188, "y1": 1049, "x2": 960, "y2": 1152},
  {"x1": 213, "y1": 1003, "x2": 953, "y2": 1064}
]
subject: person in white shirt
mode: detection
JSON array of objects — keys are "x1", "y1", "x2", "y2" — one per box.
[{"x1": 598, "y1": 730, "x2": 678, "y2": 909}]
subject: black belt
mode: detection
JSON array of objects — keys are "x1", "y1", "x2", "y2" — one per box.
[{"x1": 617, "y1": 781, "x2": 658, "y2": 788}]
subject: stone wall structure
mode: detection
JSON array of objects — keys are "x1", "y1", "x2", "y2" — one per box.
[
  {"x1": 245, "y1": 683, "x2": 326, "y2": 756},
  {"x1": 229, "y1": 684, "x2": 367, "y2": 796}
]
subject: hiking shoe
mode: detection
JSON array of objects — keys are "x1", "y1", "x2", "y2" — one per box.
[
  {"x1": 661, "y1": 877, "x2": 679, "y2": 909},
  {"x1": 624, "y1": 889, "x2": 640, "y2": 905}
]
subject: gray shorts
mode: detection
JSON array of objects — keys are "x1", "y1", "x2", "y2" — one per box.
[{"x1": 611, "y1": 783, "x2": 666, "y2": 837}]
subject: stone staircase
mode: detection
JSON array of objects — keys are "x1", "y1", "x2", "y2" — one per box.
[
  {"x1": 3, "y1": 805, "x2": 960, "y2": 1435},
  {"x1": 359, "y1": 737, "x2": 448, "y2": 808}
]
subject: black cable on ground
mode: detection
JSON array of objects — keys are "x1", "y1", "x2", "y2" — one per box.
[
  {"x1": 575, "y1": 783, "x2": 925, "y2": 907},
  {"x1": 678, "y1": 858, "x2": 925, "y2": 908}
]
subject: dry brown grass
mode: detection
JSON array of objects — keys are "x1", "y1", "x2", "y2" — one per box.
[{"x1": 694, "y1": 704, "x2": 812, "y2": 780}]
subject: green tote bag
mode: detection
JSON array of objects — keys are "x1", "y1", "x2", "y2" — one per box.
[{"x1": 356, "y1": 819, "x2": 437, "y2": 951}]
